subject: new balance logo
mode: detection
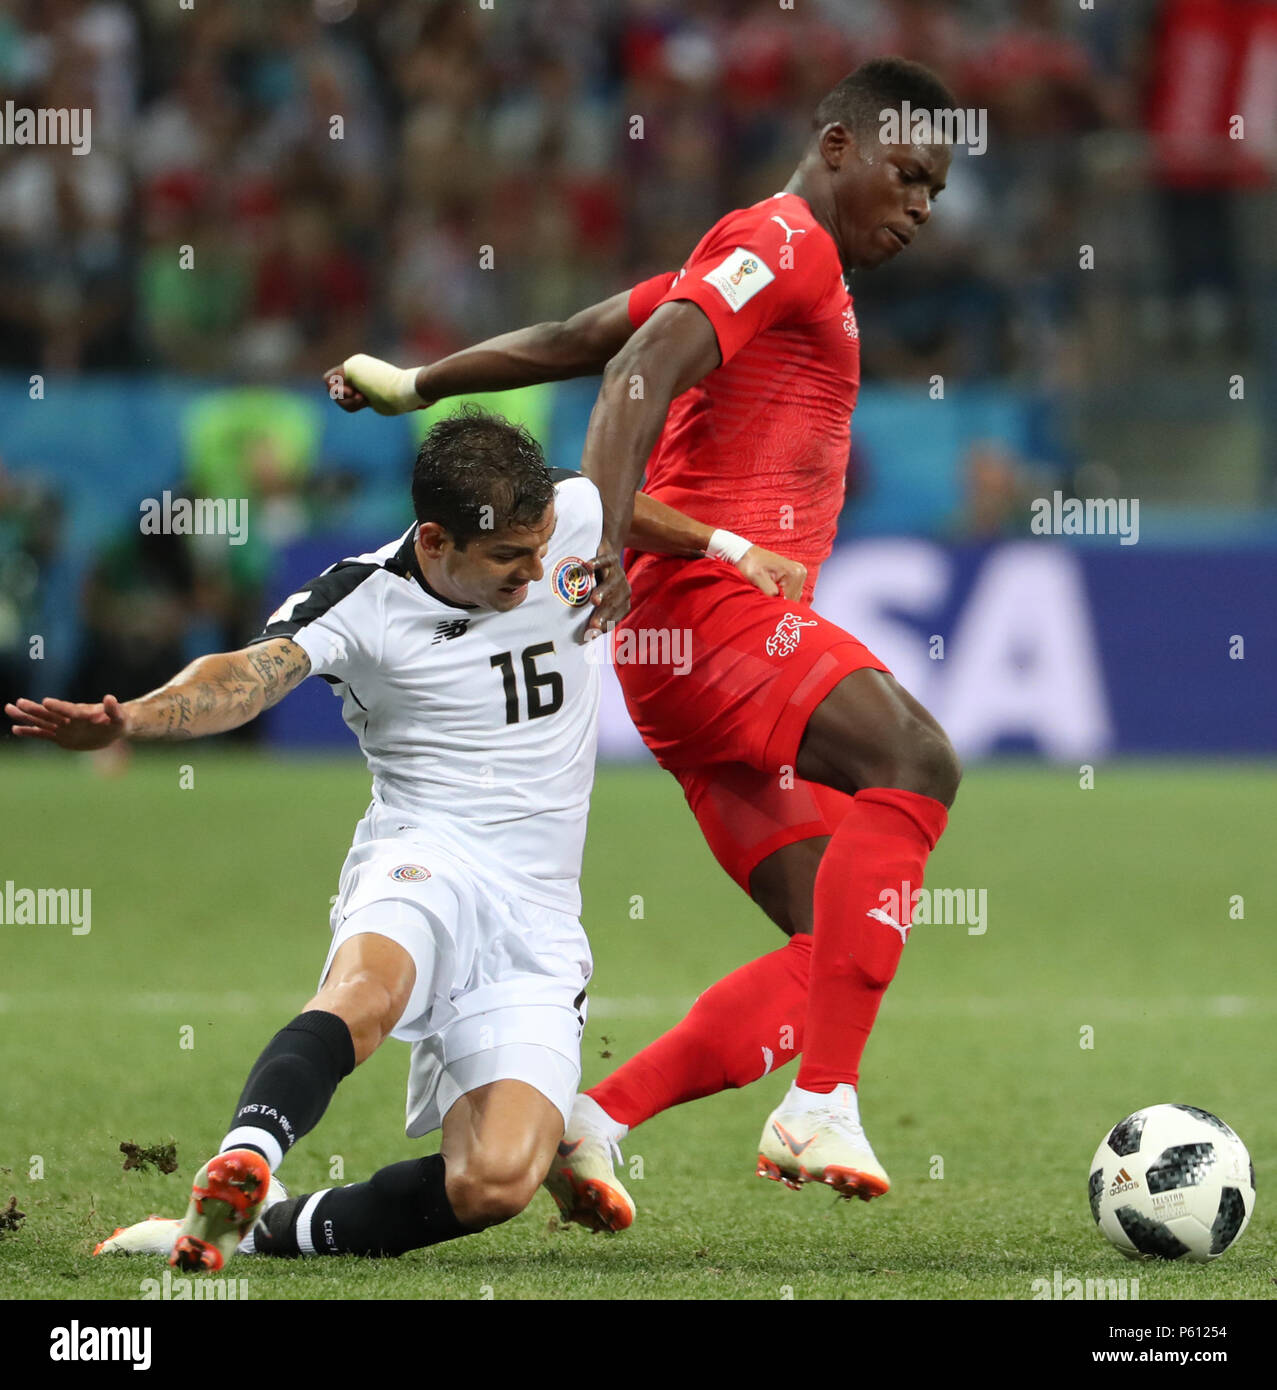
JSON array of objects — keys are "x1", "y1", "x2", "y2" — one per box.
[
  {"x1": 770, "y1": 214, "x2": 807, "y2": 244},
  {"x1": 866, "y1": 907, "x2": 909, "y2": 943},
  {"x1": 771, "y1": 1122, "x2": 814, "y2": 1158},
  {"x1": 1109, "y1": 1168, "x2": 1139, "y2": 1195},
  {"x1": 432, "y1": 618, "x2": 470, "y2": 644}
]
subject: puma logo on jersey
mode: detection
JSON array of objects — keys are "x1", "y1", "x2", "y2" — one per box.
[
  {"x1": 866, "y1": 907, "x2": 909, "y2": 943},
  {"x1": 770, "y1": 214, "x2": 807, "y2": 243}
]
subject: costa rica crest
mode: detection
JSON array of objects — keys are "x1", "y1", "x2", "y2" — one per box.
[{"x1": 552, "y1": 556, "x2": 593, "y2": 607}]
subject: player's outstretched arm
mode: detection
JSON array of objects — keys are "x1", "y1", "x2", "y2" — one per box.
[
  {"x1": 583, "y1": 300, "x2": 722, "y2": 558},
  {"x1": 325, "y1": 289, "x2": 639, "y2": 415},
  {"x1": 5, "y1": 637, "x2": 311, "y2": 749}
]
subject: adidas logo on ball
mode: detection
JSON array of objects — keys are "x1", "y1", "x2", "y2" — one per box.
[{"x1": 1109, "y1": 1167, "x2": 1139, "y2": 1196}]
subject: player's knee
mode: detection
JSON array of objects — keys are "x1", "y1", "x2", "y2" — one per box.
[
  {"x1": 882, "y1": 725, "x2": 962, "y2": 808},
  {"x1": 448, "y1": 1159, "x2": 541, "y2": 1230},
  {"x1": 912, "y1": 729, "x2": 962, "y2": 807}
]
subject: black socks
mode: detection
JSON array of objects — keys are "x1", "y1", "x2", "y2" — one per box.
[
  {"x1": 222, "y1": 1011, "x2": 357, "y2": 1167},
  {"x1": 254, "y1": 1154, "x2": 470, "y2": 1257},
  {"x1": 223, "y1": 1013, "x2": 470, "y2": 1259}
]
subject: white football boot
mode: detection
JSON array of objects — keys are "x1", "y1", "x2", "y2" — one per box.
[
  {"x1": 542, "y1": 1095, "x2": 637, "y2": 1233},
  {"x1": 94, "y1": 1173, "x2": 288, "y2": 1258},
  {"x1": 757, "y1": 1082, "x2": 890, "y2": 1200}
]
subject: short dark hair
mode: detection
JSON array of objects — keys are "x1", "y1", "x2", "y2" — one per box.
[
  {"x1": 412, "y1": 404, "x2": 555, "y2": 548},
  {"x1": 813, "y1": 57, "x2": 957, "y2": 149}
]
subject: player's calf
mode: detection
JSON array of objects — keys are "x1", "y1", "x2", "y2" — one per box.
[{"x1": 253, "y1": 1154, "x2": 472, "y2": 1258}]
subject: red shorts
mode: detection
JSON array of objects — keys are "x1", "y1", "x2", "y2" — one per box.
[{"x1": 614, "y1": 554, "x2": 891, "y2": 891}]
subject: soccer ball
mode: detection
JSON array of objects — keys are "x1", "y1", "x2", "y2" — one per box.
[{"x1": 1089, "y1": 1104, "x2": 1255, "y2": 1262}]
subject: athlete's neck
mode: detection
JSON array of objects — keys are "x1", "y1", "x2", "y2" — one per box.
[{"x1": 784, "y1": 162, "x2": 848, "y2": 272}]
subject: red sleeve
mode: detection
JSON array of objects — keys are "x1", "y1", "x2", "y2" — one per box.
[
  {"x1": 627, "y1": 271, "x2": 680, "y2": 329},
  {"x1": 647, "y1": 206, "x2": 839, "y2": 365}
]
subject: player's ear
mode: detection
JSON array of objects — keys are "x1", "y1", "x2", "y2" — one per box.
[
  {"x1": 416, "y1": 521, "x2": 450, "y2": 557},
  {"x1": 818, "y1": 121, "x2": 853, "y2": 170}
]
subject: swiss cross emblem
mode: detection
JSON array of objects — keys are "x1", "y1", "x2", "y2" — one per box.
[
  {"x1": 765, "y1": 613, "x2": 818, "y2": 657},
  {"x1": 432, "y1": 618, "x2": 470, "y2": 644}
]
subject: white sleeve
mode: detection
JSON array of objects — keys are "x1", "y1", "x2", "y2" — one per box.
[{"x1": 254, "y1": 561, "x2": 382, "y2": 683}]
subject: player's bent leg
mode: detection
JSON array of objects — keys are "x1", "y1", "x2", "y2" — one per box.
[
  {"x1": 581, "y1": 772, "x2": 846, "y2": 1150},
  {"x1": 172, "y1": 927, "x2": 428, "y2": 1270},
  {"x1": 792, "y1": 669, "x2": 959, "y2": 1087},
  {"x1": 218, "y1": 925, "x2": 426, "y2": 1171},
  {"x1": 795, "y1": 668, "x2": 961, "y2": 808},
  {"x1": 250, "y1": 1076, "x2": 568, "y2": 1258},
  {"x1": 758, "y1": 670, "x2": 960, "y2": 1198},
  {"x1": 584, "y1": 926, "x2": 816, "y2": 1135},
  {"x1": 441, "y1": 1078, "x2": 565, "y2": 1229}
]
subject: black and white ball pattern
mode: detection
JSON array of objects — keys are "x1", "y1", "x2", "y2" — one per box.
[{"x1": 1088, "y1": 1104, "x2": 1255, "y2": 1262}]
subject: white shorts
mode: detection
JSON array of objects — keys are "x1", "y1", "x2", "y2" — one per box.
[{"x1": 321, "y1": 818, "x2": 591, "y2": 1137}]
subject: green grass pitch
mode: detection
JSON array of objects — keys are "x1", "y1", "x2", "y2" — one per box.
[{"x1": 0, "y1": 751, "x2": 1272, "y2": 1300}]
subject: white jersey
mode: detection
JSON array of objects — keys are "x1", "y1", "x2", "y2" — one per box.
[{"x1": 254, "y1": 471, "x2": 603, "y2": 913}]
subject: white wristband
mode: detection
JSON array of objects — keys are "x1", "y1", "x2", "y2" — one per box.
[
  {"x1": 342, "y1": 353, "x2": 424, "y2": 415},
  {"x1": 706, "y1": 528, "x2": 754, "y2": 566}
]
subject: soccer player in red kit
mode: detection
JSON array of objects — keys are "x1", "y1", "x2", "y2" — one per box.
[{"x1": 329, "y1": 57, "x2": 961, "y2": 1232}]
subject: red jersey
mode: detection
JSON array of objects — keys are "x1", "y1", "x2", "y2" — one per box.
[{"x1": 627, "y1": 191, "x2": 859, "y2": 596}]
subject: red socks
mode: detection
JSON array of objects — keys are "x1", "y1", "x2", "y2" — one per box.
[
  {"x1": 586, "y1": 787, "x2": 948, "y2": 1132},
  {"x1": 796, "y1": 786, "x2": 948, "y2": 1093},
  {"x1": 587, "y1": 933, "x2": 812, "y2": 1130}
]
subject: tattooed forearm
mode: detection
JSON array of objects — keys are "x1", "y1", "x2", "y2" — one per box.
[{"x1": 122, "y1": 639, "x2": 312, "y2": 740}]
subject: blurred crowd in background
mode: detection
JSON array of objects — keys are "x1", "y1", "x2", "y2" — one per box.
[
  {"x1": 3, "y1": 0, "x2": 1273, "y2": 378},
  {"x1": 1, "y1": 0, "x2": 1275, "y2": 714}
]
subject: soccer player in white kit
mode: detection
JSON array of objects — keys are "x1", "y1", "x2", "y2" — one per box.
[
  {"x1": 23, "y1": 408, "x2": 602, "y2": 1265},
  {"x1": 12, "y1": 405, "x2": 804, "y2": 1267}
]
